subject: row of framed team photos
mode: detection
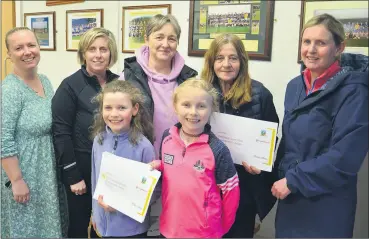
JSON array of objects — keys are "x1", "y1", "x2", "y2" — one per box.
[
  {"x1": 23, "y1": 1, "x2": 368, "y2": 61},
  {"x1": 23, "y1": 4, "x2": 171, "y2": 52}
]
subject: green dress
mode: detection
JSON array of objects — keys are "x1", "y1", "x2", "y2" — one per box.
[{"x1": 1, "y1": 74, "x2": 68, "y2": 238}]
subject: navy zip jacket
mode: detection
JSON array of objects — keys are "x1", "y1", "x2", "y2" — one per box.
[{"x1": 275, "y1": 53, "x2": 368, "y2": 238}]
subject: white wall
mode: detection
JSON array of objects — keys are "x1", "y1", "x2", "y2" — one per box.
[
  {"x1": 16, "y1": 1, "x2": 121, "y2": 88},
  {"x1": 15, "y1": 0, "x2": 302, "y2": 126},
  {"x1": 14, "y1": 1, "x2": 368, "y2": 238}
]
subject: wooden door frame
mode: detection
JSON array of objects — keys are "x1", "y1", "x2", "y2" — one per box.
[{"x1": 2, "y1": 1, "x2": 16, "y2": 79}]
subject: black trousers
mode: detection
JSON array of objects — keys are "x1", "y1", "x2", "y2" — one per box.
[
  {"x1": 223, "y1": 202, "x2": 257, "y2": 238},
  {"x1": 64, "y1": 151, "x2": 99, "y2": 238},
  {"x1": 65, "y1": 184, "x2": 99, "y2": 238}
]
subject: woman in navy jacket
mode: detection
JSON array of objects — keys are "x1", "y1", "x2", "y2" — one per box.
[
  {"x1": 273, "y1": 14, "x2": 368, "y2": 237},
  {"x1": 202, "y1": 33, "x2": 279, "y2": 238}
]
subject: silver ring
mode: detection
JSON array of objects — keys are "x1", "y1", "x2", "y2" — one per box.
[{"x1": 75, "y1": 192, "x2": 79, "y2": 195}]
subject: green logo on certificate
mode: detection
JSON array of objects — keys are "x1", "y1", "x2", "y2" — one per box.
[
  {"x1": 141, "y1": 177, "x2": 147, "y2": 184},
  {"x1": 260, "y1": 130, "x2": 266, "y2": 136}
]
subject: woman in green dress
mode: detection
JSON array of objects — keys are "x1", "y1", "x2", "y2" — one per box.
[{"x1": 1, "y1": 27, "x2": 67, "y2": 238}]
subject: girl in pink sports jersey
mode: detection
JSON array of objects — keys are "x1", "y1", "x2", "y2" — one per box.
[{"x1": 150, "y1": 78, "x2": 240, "y2": 238}]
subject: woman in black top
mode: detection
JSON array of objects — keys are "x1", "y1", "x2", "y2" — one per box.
[{"x1": 52, "y1": 27, "x2": 119, "y2": 238}]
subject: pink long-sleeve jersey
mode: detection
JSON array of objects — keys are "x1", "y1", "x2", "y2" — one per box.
[{"x1": 156, "y1": 124, "x2": 240, "y2": 238}]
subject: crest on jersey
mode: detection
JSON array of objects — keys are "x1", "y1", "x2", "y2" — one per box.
[
  {"x1": 193, "y1": 160, "x2": 205, "y2": 172},
  {"x1": 164, "y1": 153, "x2": 174, "y2": 165}
]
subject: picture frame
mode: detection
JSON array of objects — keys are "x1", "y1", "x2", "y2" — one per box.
[
  {"x1": 188, "y1": 0, "x2": 275, "y2": 61},
  {"x1": 122, "y1": 4, "x2": 171, "y2": 53},
  {"x1": 24, "y1": 11, "x2": 56, "y2": 51},
  {"x1": 298, "y1": 0, "x2": 368, "y2": 62},
  {"x1": 46, "y1": 0, "x2": 84, "y2": 6},
  {"x1": 66, "y1": 9, "x2": 103, "y2": 51}
]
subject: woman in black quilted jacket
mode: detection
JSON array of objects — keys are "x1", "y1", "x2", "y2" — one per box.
[{"x1": 201, "y1": 33, "x2": 279, "y2": 238}]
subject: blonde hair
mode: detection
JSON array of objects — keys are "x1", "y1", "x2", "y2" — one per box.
[
  {"x1": 91, "y1": 80, "x2": 154, "y2": 145},
  {"x1": 77, "y1": 27, "x2": 118, "y2": 68},
  {"x1": 145, "y1": 14, "x2": 181, "y2": 41},
  {"x1": 201, "y1": 33, "x2": 252, "y2": 109},
  {"x1": 5, "y1": 27, "x2": 39, "y2": 50},
  {"x1": 302, "y1": 13, "x2": 345, "y2": 47},
  {"x1": 173, "y1": 78, "x2": 219, "y2": 113}
]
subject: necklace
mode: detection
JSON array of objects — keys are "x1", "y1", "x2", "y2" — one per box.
[
  {"x1": 181, "y1": 128, "x2": 203, "y2": 138},
  {"x1": 14, "y1": 73, "x2": 41, "y2": 93},
  {"x1": 27, "y1": 82, "x2": 41, "y2": 94}
]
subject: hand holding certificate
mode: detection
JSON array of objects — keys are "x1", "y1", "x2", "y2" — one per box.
[
  {"x1": 210, "y1": 112, "x2": 278, "y2": 172},
  {"x1": 97, "y1": 195, "x2": 115, "y2": 212},
  {"x1": 93, "y1": 152, "x2": 161, "y2": 223}
]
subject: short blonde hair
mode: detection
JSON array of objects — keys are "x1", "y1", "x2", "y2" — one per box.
[
  {"x1": 5, "y1": 27, "x2": 39, "y2": 50},
  {"x1": 173, "y1": 78, "x2": 219, "y2": 113},
  {"x1": 302, "y1": 13, "x2": 345, "y2": 47},
  {"x1": 77, "y1": 27, "x2": 118, "y2": 68},
  {"x1": 145, "y1": 14, "x2": 181, "y2": 41}
]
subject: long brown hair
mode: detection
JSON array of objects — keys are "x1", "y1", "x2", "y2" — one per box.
[
  {"x1": 91, "y1": 80, "x2": 154, "y2": 145},
  {"x1": 201, "y1": 33, "x2": 252, "y2": 109}
]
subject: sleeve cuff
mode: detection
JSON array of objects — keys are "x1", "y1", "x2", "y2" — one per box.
[
  {"x1": 62, "y1": 165, "x2": 83, "y2": 185},
  {"x1": 1, "y1": 150, "x2": 18, "y2": 160},
  {"x1": 285, "y1": 171, "x2": 298, "y2": 194}
]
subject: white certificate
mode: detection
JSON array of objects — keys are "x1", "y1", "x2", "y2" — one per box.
[
  {"x1": 210, "y1": 112, "x2": 278, "y2": 172},
  {"x1": 93, "y1": 152, "x2": 161, "y2": 223}
]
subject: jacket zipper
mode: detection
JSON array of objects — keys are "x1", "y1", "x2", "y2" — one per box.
[
  {"x1": 132, "y1": 72, "x2": 155, "y2": 113},
  {"x1": 222, "y1": 101, "x2": 227, "y2": 114},
  {"x1": 112, "y1": 136, "x2": 118, "y2": 154},
  {"x1": 307, "y1": 79, "x2": 318, "y2": 96},
  {"x1": 106, "y1": 135, "x2": 117, "y2": 233},
  {"x1": 179, "y1": 139, "x2": 209, "y2": 227},
  {"x1": 104, "y1": 211, "x2": 108, "y2": 236},
  {"x1": 203, "y1": 196, "x2": 209, "y2": 227}
]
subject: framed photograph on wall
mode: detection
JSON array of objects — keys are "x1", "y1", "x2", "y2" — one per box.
[
  {"x1": 299, "y1": 1, "x2": 368, "y2": 62},
  {"x1": 46, "y1": 0, "x2": 84, "y2": 6},
  {"x1": 188, "y1": 0, "x2": 275, "y2": 61},
  {"x1": 24, "y1": 11, "x2": 56, "y2": 51},
  {"x1": 122, "y1": 4, "x2": 171, "y2": 53},
  {"x1": 66, "y1": 9, "x2": 103, "y2": 51}
]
